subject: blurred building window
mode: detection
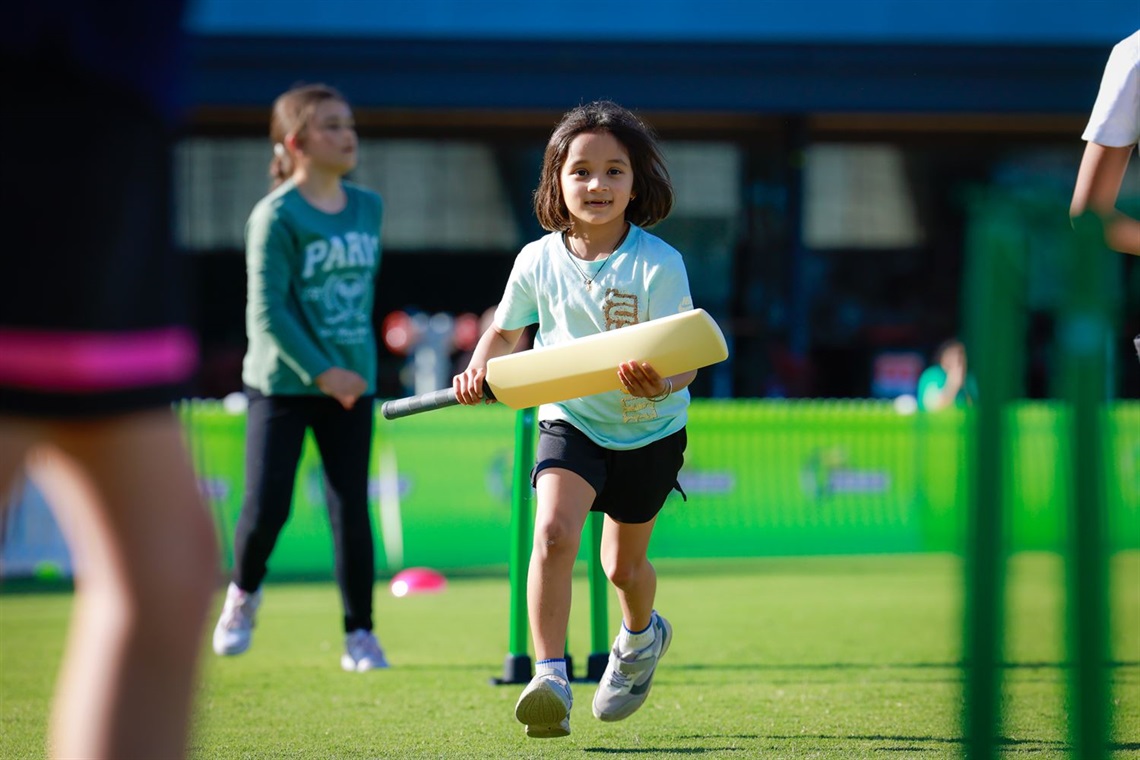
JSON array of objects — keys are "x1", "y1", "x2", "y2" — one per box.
[
  {"x1": 175, "y1": 137, "x2": 748, "y2": 265},
  {"x1": 175, "y1": 138, "x2": 519, "y2": 252},
  {"x1": 175, "y1": 138, "x2": 267, "y2": 251},
  {"x1": 653, "y1": 142, "x2": 742, "y2": 309},
  {"x1": 664, "y1": 141, "x2": 741, "y2": 217},
  {"x1": 803, "y1": 143, "x2": 924, "y2": 250},
  {"x1": 353, "y1": 140, "x2": 518, "y2": 250}
]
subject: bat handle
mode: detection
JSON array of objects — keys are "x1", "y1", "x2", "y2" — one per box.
[
  {"x1": 380, "y1": 385, "x2": 497, "y2": 420},
  {"x1": 381, "y1": 388, "x2": 459, "y2": 419}
]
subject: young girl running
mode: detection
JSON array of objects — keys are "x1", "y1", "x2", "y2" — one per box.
[
  {"x1": 212, "y1": 83, "x2": 388, "y2": 672},
  {"x1": 454, "y1": 100, "x2": 695, "y2": 738}
]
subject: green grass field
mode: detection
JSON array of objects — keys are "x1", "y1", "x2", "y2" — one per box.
[{"x1": 2, "y1": 553, "x2": 1138, "y2": 759}]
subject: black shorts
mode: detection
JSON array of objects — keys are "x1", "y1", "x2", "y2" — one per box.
[
  {"x1": 0, "y1": 61, "x2": 195, "y2": 418},
  {"x1": 531, "y1": 420, "x2": 687, "y2": 524}
]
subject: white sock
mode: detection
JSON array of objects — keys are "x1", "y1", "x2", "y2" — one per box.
[
  {"x1": 618, "y1": 614, "x2": 657, "y2": 657},
  {"x1": 536, "y1": 658, "x2": 568, "y2": 681}
]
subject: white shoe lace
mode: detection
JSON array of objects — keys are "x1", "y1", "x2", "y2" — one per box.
[{"x1": 605, "y1": 664, "x2": 633, "y2": 690}]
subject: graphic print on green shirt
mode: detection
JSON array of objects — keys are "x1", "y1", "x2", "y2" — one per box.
[{"x1": 242, "y1": 180, "x2": 383, "y2": 395}]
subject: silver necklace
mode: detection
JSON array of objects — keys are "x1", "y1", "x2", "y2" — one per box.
[{"x1": 562, "y1": 228, "x2": 628, "y2": 291}]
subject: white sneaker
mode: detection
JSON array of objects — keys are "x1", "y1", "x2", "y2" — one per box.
[
  {"x1": 341, "y1": 629, "x2": 389, "y2": 672},
  {"x1": 592, "y1": 611, "x2": 672, "y2": 722},
  {"x1": 212, "y1": 582, "x2": 262, "y2": 656},
  {"x1": 515, "y1": 673, "x2": 573, "y2": 738}
]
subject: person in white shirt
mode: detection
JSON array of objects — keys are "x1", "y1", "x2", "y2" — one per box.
[
  {"x1": 1071, "y1": 30, "x2": 1140, "y2": 363},
  {"x1": 1071, "y1": 29, "x2": 1140, "y2": 256}
]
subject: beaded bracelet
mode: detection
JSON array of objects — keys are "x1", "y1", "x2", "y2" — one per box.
[{"x1": 647, "y1": 377, "x2": 672, "y2": 403}]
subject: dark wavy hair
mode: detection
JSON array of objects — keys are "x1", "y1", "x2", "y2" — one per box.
[{"x1": 533, "y1": 100, "x2": 673, "y2": 232}]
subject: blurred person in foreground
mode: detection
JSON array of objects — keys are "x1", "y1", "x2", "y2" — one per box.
[
  {"x1": 917, "y1": 339, "x2": 977, "y2": 412},
  {"x1": 0, "y1": 2, "x2": 219, "y2": 758}
]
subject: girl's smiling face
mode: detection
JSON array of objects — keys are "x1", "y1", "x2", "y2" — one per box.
[{"x1": 559, "y1": 130, "x2": 635, "y2": 232}]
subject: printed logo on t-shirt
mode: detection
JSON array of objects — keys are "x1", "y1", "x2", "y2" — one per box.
[
  {"x1": 322, "y1": 273, "x2": 369, "y2": 324},
  {"x1": 295, "y1": 271, "x2": 371, "y2": 345},
  {"x1": 298, "y1": 232, "x2": 378, "y2": 345},
  {"x1": 601, "y1": 289, "x2": 658, "y2": 423},
  {"x1": 302, "y1": 233, "x2": 380, "y2": 279},
  {"x1": 603, "y1": 289, "x2": 638, "y2": 330}
]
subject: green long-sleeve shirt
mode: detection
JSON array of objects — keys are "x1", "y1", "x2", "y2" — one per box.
[{"x1": 242, "y1": 179, "x2": 383, "y2": 395}]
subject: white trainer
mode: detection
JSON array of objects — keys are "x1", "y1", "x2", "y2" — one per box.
[
  {"x1": 592, "y1": 611, "x2": 672, "y2": 722},
  {"x1": 341, "y1": 629, "x2": 389, "y2": 672},
  {"x1": 212, "y1": 582, "x2": 262, "y2": 656},
  {"x1": 515, "y1": 673, "x2": 573, "y2": 738}
]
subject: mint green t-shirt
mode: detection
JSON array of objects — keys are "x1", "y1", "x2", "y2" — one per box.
[
  {"x1": 494, "y1": 225, "x2": 694, "y2": 450},
  {"x1": 242, "y1": 180, "x2": 383, "y2": 395}
]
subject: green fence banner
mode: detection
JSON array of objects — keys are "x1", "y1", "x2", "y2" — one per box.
[{"x1": 182, "y1": 399, "x2": 1140, "y2": 577}]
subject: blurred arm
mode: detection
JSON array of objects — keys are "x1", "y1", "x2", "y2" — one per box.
[{"x1": 1071, "y1": 142, "x2": 1140, "y2": 256}]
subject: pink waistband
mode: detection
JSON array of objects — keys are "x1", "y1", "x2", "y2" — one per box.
[{"x1": 0, "y1": 327, "x2": 198, "y2": 392}]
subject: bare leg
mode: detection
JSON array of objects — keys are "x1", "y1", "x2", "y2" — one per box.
[
  {"x1": 20, "y1": 410, "x2": 218, "y2": 760},
  {"x1": 600, "y1": 515, "x2": 658, "y2": 633},
  {"x1": 528, "y1": 469, "x2": 593, "y2": 661}
]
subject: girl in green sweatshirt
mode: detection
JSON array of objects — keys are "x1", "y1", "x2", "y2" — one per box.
[{"x1": 212, "y1": 83, "x2": 388, "y2": 672}]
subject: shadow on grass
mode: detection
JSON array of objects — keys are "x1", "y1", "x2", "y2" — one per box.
[
  {"x1": 667, "y1": 734, "x2": 1140, "y2": 753},
  {"x1": 584, "y1": 749, "x2": 748, "y2": 755},
  {"x1": 672, "y1": 660, "x2": 1140, "y2": 671},
  {"x1": 677, "y1": 734, "x2": 1067, "y2": 749}
]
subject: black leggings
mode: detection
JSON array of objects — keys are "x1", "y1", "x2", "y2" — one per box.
[{"x1": 232, "y1": 388, "x2": 375, "y2": 633}]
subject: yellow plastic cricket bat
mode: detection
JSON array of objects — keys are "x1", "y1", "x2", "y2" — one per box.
[{"x1": 380, "y1": 309, "x2": 728, "y2": 420}]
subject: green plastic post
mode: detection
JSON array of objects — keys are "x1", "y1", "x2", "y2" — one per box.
[
  {"x1": 586, "y1": 511, "x2": 610, "y2": 681},
  {"x1": 1061, "y1": 215, "x2": 1112, "y2": 760},
  {"x1": 962, "y1": 192, "x2": 1026, "y2": 759},
  {"x1": 495, "y1": 407, "x2": 536, "y2": 685}
]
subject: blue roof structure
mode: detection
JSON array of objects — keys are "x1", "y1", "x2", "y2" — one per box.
[
  {"x1": 184, "y1": 1, "x2": 1138, "y2": 114},
  {"x1": 187, "y1": 0, "x2": 1134, "y2": 45}
]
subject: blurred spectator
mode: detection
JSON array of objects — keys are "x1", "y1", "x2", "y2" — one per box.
[{"x1": 917, "y1": 338, "x2": 977, "y2": 411}]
